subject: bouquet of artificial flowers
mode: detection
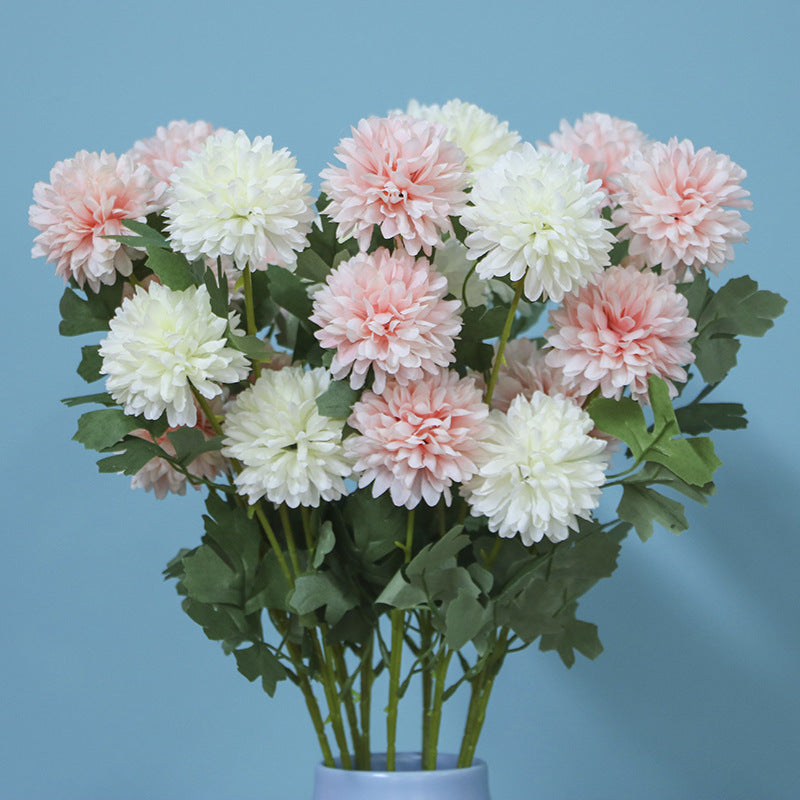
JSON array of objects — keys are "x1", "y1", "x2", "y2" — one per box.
[{"x1": 30, "y1": 102, "x2": 785, "y2": 772}]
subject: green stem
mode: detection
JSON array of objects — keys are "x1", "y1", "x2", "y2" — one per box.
[
  {"x1": 386, "y1": 509, "x2": 415, "y2": 770},
  {"x1": 189, "y1": 384, "x2": 225, "y2": 437},
  {"x1": 484, "y1": 278, "x2": 525, "y2": 406},
  {"x1": 253, "y1": 503, "x2": 294, "y2": 589},
  {"x1": 358, "y1": 634, "x2": 373, "y2": 770},
  {"x1": 279, "y1": 504, "x2": 302, "y2": 578},
  {"x1": 423, "y1": 643, "x2": 452, "y2": 770},
  {"x1": 243, "y1": 263, "x2": 257, "y2": 337},
  {"x1": 420, "y1": 614, "x2": 434, "y2": 760},
  {"x1": 333, "y1": 646, "x2": 361, "y2": 767},
  {"x1": 300, "y1": 505, "x2": 316, "y2": 551},
  {"x1": 312, "y1": 629, "x2": 353, "y2": 769}
]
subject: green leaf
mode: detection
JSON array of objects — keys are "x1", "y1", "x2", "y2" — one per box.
[
  {"x1": 675, "y1": 401, "x2": 747, "y2": 435},
  {"x1": 166, "y1": 428, "x2": 224, "y2": 466},
  {"x1": 145, "y1": 246, "x2": 197, "y2": 290},
  {"x1": 539, "y1": 608, "x2": 603, "y2": 668},
  {"x1": 444, "y1": 589, "x2": 491, "y2": 650},
  {"x1": 73, "y1": 408, "x2": 140, "y2": 451},
  {"x1": 312, "y1": 521, "x2": 336, "y2": 569},
  {"x1": 234, "y1": 643, "x2": 287, "y2": 697},
  {"x1": 182, "y1": 598, "x2": 252, "y2": 649},
  {"x1": 345, "y1": 490, "x2": 406, "y2": 563},
  {"x1": 59, "y1": 282, "x2": 124, "y2": 336},
  {"x1": 77, "y1": 345, "x2": 103, "y2": 383},
  {"x1": 288, "y1": 572, "x2": 358, "y2": 626},
  {"x1": 244, "y1": 551, "x2": 293, "y2": 614},
  {"x1": 618, "y1": 483, "x2": 689, "y2": 541},
  {"x1": 96, "y1": 437, "x2": 165, "y2": 475},
  {"x1": 181, "y1": 546, "x2": 241, "y2": 606},
  {"x1": 204, "y1": 263, "x2": 230, "y2": 319},
  {"x1": 589, "y1": 376, "x2": 721, "y2": 486},
  {"x1": 110, "y1": 218, "x2": 169, "y2": 249},
  {"x1": 296, "y1": 248, "x2": 331, "y2": 283},
  {"x1": 62, "y1": 392, "x2": 117, "y2": 408},
  {"x1": 625, "y1": 461, "x2": 715, "y2": 506},
  {"x1": 226, "y1": 331, "x2": 273, "y2": 363},
  {"x1": 316, "y1": 380, "x2": 359, "y2": 419},
  {"x1": 203, "y1": 492, "x2": 261, "y2": 592},
  {"x1": 693, "y1": 336, "x2": 740, "y2": 385},
  {"x1": 267, "y1": 264, "x2": 313, "y2": 321}
]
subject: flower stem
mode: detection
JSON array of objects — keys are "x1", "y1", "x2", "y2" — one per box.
[
  {"x1": 386, "y1": 509, "x2": 415, "y2": 770},
  {"x1": 483, "y1": 277, "x2": 525, "y2": 406},
  {"x1": 243, "y1": 263, "x2": 257, "y2": 337},
  {"x1": 189, "y1": 384, "x2": 225, "y2": 437},
  {"x1": 333, "y1": 646, "x2": 361, "y2": 766},
  {"x1": 423, "y1": 642, "x2": 452, "y2": 770},
  {"x1": 312, "y1": 629, "x2": 353, "y2": 769},
  {"x1": 420, "y1": 614, "x2": 434, "y2": 759},
  {"x1": 253, "y1": 503, "x2": 294, "y2": 589},
  {"x1": 279, "y1": 504, "x2": 302, "y2": 578},
  {"x1": 358, "y1": 634, "x2": 374, "y2": 770}
]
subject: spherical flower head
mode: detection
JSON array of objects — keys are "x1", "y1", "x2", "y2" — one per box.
[
  {"x1": 544, "y1": 112, "x2": 647, "y2": 206},
  {"x1": 462, "y1": 392, "x2": 609, "y2": 544},
  {"x1": 347, "y1": 371, "x2": 489, "y2": 509},
  {"x1": 164, "y1": 129, "x2": 316, "y2": 271},
  {"x1": 461, "y1": 143, "x2": 615, "y2": 303},
  {"x1": 611, "y1": 138, "x2": 751, "y2": 279},
  {"x1": 310, "y1": 247, "x2": 462, "y2": 394},
  {"x1": 492, "y1": 337, "x2": 584, "y2": 412},
  {"x1": 99, "y1": 283, "x2": 250, "y2": 427},
  {"x1": 30, "y1": 150, "x2": 160, "y2": 292},
  {"x1": 405, "y1": 98, "x2": 521, "y2": 175},
  {"x1": 320, "y1": 115, "x2": 468, "y2": 256},
  {"x1": 128, "y1": 119, "x2": 220, "y2": 188},
  {"x1": 222, "y1": 366, "x2": 353, "y2": 508},
  {"x1": 545, "y1": 264, "x2": 697, "y2": 402}
]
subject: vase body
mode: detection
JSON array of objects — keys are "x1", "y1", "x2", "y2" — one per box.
[{"x1": 311, "y1": 752, "x2": 490, "y2": 800}]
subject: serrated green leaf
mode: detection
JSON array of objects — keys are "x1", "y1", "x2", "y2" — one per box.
[
  {"x1": 693, "y1": 334, "x2": 741, "y2": 384},
  {"x1": 59, "y1": 282, "x2": 124, "y2": 336},
  {"x1": 625, "y1": 462, "x2": 715, "y2": 506},
  {"x1": 444, "y1": 589, "x2": 490, "y2": 650},
  {"x1": 204, "y1": 264, "x2": 229, "y2": 319},
  {"x1": 182, "y1": 544, "x2": 241, "y2": 605},
  {"x1": 245, "y1": 551, "x2": 293, "y2": 614},
  {"x1": 675, "y1": 401, "x2": 747, "y2": 435},
  {"x1": 345, "y1": 490, "x2": 406, "y2": 563},
  {"x1": 618, "y1": 484, "x2": 689, "y2": 541},
  {"x1": 539, "y1": 611, "x2": 603, "y2": 668},
  {"x1": 234, "y1": 643, "x2": 286, "y2": 697},
  {"x1": 62, "y1": 392, "x2": 117, "y2": 408},
  {"x1": 145, "y1": 246, "x2": 197, "y2": 290},
  {"x1": 312, "y1": 521, "x2": 336, "y2": 569},
  {"x1": 113, "y1": 218, "x2": 169, "y2": 248},
  {"x1": 226, "y1": 331, "x2": 272, "y2": 363},
  {"x1": 77, "y1": 344, "x2": 103, "y2": 383},
  {"x1": 288, "y1": 572, "x2": 357, "y2": 625},
  {"x1": 166, "y1": 428, "x2": 223, "y2": 466},
  {"x1": 203, "y1": 493, "x2": 261, "y2": 592},
  {"x1": 296, "y1": 248, "x2": 331, "y2": 283},
  {"x1": 73, "y1": 408, "x2": 140, "y2": 451},
  {"x1": 699, "y1": 276, "x2": 787, "y2": 338},
  {"x1": 316, "y1": 380, "x2": 359, "y2": 419},
  {"x1": 96, "y1": 437, "x2": 165, "y2": 475},
  {"x1": 182, "y1": 598, "x2": 250, "y2": 647}
]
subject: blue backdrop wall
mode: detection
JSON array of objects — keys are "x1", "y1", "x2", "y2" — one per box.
[{"x1": 2, "y1": 2, "x2": 798, "y2": 798}]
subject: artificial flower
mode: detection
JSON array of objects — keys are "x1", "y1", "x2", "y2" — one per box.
[
  {"x1": 462, "y1": 392, "x2": 608, "y2": 544},
  {"x1": 99, "y1": 283, "x2": 250, "y2": 427},
  {"x1": 30, "y1": 150, "x2": 159, "y2": 292},
  {"x1": 320, "y1": 115, "x2": 468, "y2": 256},
  {"x1": 222, "y1": 366, "x2": 352, "y2": 507},
  {"x1": 347, "y1": 370, "x2": 488, "y2": 509},
  {"x1": 461, "y1": 143, "x2": 614, "y2": 302}
]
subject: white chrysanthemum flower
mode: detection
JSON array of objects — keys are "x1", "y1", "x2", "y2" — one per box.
[
  {"x1": 164, "y1": 129, "x2": 315, "y2": 271},
  {"x1": 406, "y1": 99, "x2": 521, "y2": 175},
  {"x1": 461, "y1": 143, "x2": 615, "y2": 303},
  {"x1": 222, "y1": 366, "x2": 353, "y2": 508},
  {"x1": 99, "y1": 284, "x2": 250, "y2": 427},
  {"x1": 462, "y1": 392, "x2": 609, "y2": 544}
]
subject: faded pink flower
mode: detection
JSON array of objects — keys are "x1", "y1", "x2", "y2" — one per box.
[
  {"x1": 545, "y1": 113, "x2": 647, "y2": 204},
  {"x1": 545, "y1": 264, "x2": 696, "y2": 402},
  {"x1": 347, "y1": 371, "x2": 489, "y2": 509},
  {"x1": 130, "y1": 403, "x2": 227, "y2": 499},
  {"x1": 492, "y1": 338, "x2": 584, "y2": 412},
  {"x1": 30, "y1": 151, "x2": 159, "y2": 292},
  {"x1": 320, "y1": 115, "x2": 468, "y2": 256},
  {"x1": 612, "y1": 138, "x2": 751, "y2": 279},
  {"x1": 128, "y1": 120, "x2": 219, "y2": 187},
  {"x1": 311, "y1": 248, "x2": 462, "y2": 394}
]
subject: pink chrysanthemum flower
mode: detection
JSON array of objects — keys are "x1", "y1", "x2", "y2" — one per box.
[
  {"x1": 545, "y1": 112, "x2": 647, "y2": 206},
  {"x1": 30, "y1": 150, "x2": 159, "y2": 292},
  {"x1": 128, "y1": 120, "x2": 219, "y2": 188},
  {"x1": 347, "y1": 371, "x2": 489, "y2": 509},
  {"x1": 320, "y1": 115, "x2": 468, "y2": 256},
  {"x1": 492, "y1": 337, "x2": 584, "y2": 413},
  {"x1": 545, "y1": 264, "x2": 697, "y2": 402},
  {"x1": 130, "y1": 402, "x2": 227, "y2": 499},
  {"x1": 612, "y1": 138, "x2": 751, "y2": 279},
  {"x1": 311, "y1": 248, "x2": 462, "y2": 394}
]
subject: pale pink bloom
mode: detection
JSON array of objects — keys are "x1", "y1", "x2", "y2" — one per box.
[
  {"x1": 311, "y1": 248, "x2": 462, "y2": 394},
  {"x1": 612, "y1": 138, "x2": 751, "y2": 279},
  {"x1": 545, "y1": 264, "x2": 696, "y2": 402},
  {"x1": 128, "y1": 120, "x2": 219, "y2": 188},
  {"x1": 545, "y1": 113, "x2": 647, "y2": 205},
  {"x1": 320, "y1": 115, "x2": 468, "y2": 256},
  {"x1": 347, "y1": 371, "x2": 489, "y2": 509},
  {"x1": 30, "y1": 151, "x2": 160, "y2": 292},
  {"x1": 130, "y1": 403, "x2": 227, "y2": 499},
  {"x1": 492, "y1": 338, "x2": 584, "y2": 412}
]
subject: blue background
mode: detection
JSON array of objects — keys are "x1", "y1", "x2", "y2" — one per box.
[{"x1": 2, "y1": 2, "x2": 798, "y2": 798}]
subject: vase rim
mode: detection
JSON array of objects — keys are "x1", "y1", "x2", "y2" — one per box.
[{"x1": 317, "y1": 752, "x2": 486, "y2": 774}]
